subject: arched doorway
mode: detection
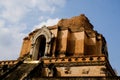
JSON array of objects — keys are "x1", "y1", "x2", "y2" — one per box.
[
  {"x1": 31, "y1": 26, "x2": 54, "y2": 60},
  {"x1": 37, "y1": 35, "x2": 46, "y2": 59}
]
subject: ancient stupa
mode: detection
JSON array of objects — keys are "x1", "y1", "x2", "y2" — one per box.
[{"x1": 0, "y1": 14, "x2": 119, "y2": 80}]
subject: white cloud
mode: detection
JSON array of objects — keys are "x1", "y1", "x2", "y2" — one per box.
[
  {"x1": 0, "y1": 0, "x2": 29, "y2": 23},
  {"x1": 0, "y1": 0, "x2": 66, "y2": 23},
  {"x1": 33, "y1": 18, "x2": 59, "y2": 30},
  {"x1": 38, "y1": 16, "x2": 50, "y2": 21},
  {"x1": 0, "y1": 19, "x2": 5, "y2": 28},
  {"x1": 29, "y1": 0, "x2": 66, "y2": 13},
  {"x1": 0, "y1": 23, "x2": 27, "y2": 60}
]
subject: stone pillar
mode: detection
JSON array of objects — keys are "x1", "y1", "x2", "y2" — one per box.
[
  {"x1": 44, "y1": 43, "x2": 48, "y2": 57},
  {"x1": 30, "y1": 43, "x2": 34, "y2": 59},
  {"x1": 44, "y1": 42, "x2": 51, "y2": 57},
  {"x1": 32, "y1": 42, "x2": 39, "y2": 60}
]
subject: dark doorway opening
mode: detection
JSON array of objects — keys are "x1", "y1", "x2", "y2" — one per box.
[{"x1": 37, "y1": 35, "x2": 46, "y2": 59}]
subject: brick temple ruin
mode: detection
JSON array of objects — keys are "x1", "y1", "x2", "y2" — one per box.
[{"x1": 0, "y1": 14, "x2": 119, "y2": 80}]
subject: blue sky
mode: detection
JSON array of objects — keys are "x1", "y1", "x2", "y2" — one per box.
[{"x1": 0, "y1": 0, "x2": 120, "y2": 75}]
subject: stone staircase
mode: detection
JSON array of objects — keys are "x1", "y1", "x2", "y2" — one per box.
[
  {"x1": 3, "y1": 62, "x2": 40, "y2": 80},
  {"x1": 0, "y1": 54, "x2": 41, "y2": 80}
]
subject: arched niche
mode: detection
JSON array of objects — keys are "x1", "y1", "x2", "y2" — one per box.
[{"x1": 30, "y1": 26, "x2": 53, "y2": 60}]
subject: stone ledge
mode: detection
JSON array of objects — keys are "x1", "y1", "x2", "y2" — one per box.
[
  {"x1": 43, "y1": 56, "x2": 106, "y2": 64},
  {"x1": 0, "y1": 60, "x2": 18, "y2": 66},
  {"x1": 24, "y1": 60, "x2": 40, "y2": 64}
]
